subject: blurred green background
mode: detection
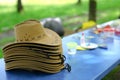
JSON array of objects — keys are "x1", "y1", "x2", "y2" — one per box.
[
  {"x1": 0, "y1": 0, "x2": 120, "y2": 80},
  {"x1": 0, "y1": 0, "x2": 119, "y2": 32}
]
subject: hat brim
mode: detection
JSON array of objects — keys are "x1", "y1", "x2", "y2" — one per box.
[
  {"x1": 3, "y1": 46, "x2": 62, "y2": 55},
  {"x1": 3, "y1": 42, "x2": 62, "y2": 53},
  {"x1": 4, "y1": 49, "x2": 62, "y2": 59},
  {"x1": 3, "y1": 28, "x2": 62, "y2": 51},
  {"x1": 4, "y1": 53, "x2": 61, "y2": 61},
  {"x1": 3, "y1": 42, "x2": 61, "y2": 50},
  {"x1": 5, "y1": 55, "x2": 63, "y2": 64},
  {"x1": 6, "y1": 60, "x2": 65, "y2": 73}
]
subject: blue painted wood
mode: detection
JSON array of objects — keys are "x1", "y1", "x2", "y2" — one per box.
[{"x1": 1, "y1": 29, "x2": 120, "y2": 80}]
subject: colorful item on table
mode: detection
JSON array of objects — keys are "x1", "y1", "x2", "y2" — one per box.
[
  {"x1": 67, "y1": 42, "x2": 78, "y2": 49},
  {"x1": 94, "y1": 25, "x2": 115, "y2": 35},
  {"x1": 67, "y1": 42, "x2": 78, "y2": 55},
  {"x1": 103, "y1": 25, "x2": 114, "y2": 32},
  {"x1": 115, "y1": 26, "x2": 120, "y2": 36},
  {"x1": 76, "y1": 46, "x2": 87, "y2": 50},
  {"x1": 98, "y1": 44, "x2": 108, "y2": 49},
  {"x1": 80, "y1": 43, "x2": 98, "y2": 49},
  {"x1": 86, "y1": 36, "x2": 94, "y2": 39},
  {"x1": 82, "y1": 20, "x2": 96, "y2": 30},
  {"x1": 80, "y1": 33, "x2": 86, "y2": 45}
]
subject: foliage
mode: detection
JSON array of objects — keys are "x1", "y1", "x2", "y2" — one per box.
[{"x1": 0, "y1": 0, "x2": 119, "y2": 32}]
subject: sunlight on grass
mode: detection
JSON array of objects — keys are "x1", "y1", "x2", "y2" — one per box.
[
  {"x1": 0, "y1": 0, "x2": 16, "y2": 5},
  {"x1": 23, "y1": 0, "x2": 78, "y2": 5},
  {"x1": 97, "y1": 0, "x2": 120, "y2": 11},
  {"x1": 0, "y1": 0, "x2": 79, "y2": 6}
]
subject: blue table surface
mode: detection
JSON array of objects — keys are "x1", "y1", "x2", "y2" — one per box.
[{"x1": 1, "y1": 29, "x2": 120, "y2": 80}]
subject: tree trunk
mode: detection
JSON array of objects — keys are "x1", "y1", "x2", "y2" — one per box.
[
  {"x1": 88, "y1": 0, "x2": 97, "y2": 22},
  {"x1": 17, "y1": 0, "x2": 23, "y2": 13},
  {"x1": 76, "y1": 0, "x2": 81, "y2": 4},
  {"x1": 118, "y1": 15, "x2": 120, "y2": 19}
]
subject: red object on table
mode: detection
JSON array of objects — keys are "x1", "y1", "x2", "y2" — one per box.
[
  {"x1": 115, "y1": 28, "x2": 120, "y2": 36},
  {"x1": 97, "y1": 28, "x2": 103, "y2": 33},
  {"x1": 103, "y1": 25, "x2": 115, "y2": 32}
]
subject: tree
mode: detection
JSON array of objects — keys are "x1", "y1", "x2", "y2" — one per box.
[
  {"x1": 76, "y1": 0, "x2": 81, "y2": 4},
  {"x1": 17, "y1": 0, "x2": 23, "y2": 13},
  {"x1": 88, "y1": 0, "x2": 97, "y2": 22},
  {"x1": 118, "y1": 15, "x2": 120, "y2": 19}
]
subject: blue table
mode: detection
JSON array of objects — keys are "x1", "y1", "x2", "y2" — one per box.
[{"x1": 1, "y1": 29, "x2": 120, "y2": 80}]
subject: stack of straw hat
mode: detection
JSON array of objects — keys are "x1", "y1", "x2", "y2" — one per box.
[{"x1": 2, "y1": 20, "x2": 70, "y2": 73}]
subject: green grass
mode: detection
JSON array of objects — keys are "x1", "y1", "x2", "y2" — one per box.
[
  {"x1": 0, "y1": 0, "x2": 119, "y2": 32},
  {"x1": 0, "y1": 0, "x2": 89, "y2": 32},
  {"x1": 0, "y1": 49, "x2": 3, "y2": 58},
  {"x1": 102, "y1": 65, "x2": 120, "y2": 80},
  {"x1": 0, "y1": 37, "x2": 15, "y2": 46},
  {"x1": 0, "y1": 37, "x2": 15, "y2": 58}
]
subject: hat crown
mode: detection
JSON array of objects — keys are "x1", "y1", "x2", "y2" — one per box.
[{"x1": 15, "y1": 20, "x2": 46, "y2": 42}]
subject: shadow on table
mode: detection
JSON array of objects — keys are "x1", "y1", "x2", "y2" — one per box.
[{"x1": 6, "y1": 69, "x2": 66, "y2": 80}]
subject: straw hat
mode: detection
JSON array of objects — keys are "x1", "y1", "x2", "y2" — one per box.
[
  {"x1": 2, "y1": 19, "x2": 71, "y2": 73},
  {"x1": 14, "y1": 20, "x2": 61, "y2": 46},
  {"x1": 3, "y1": 43, "x2": 62, "y2": 53}
]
